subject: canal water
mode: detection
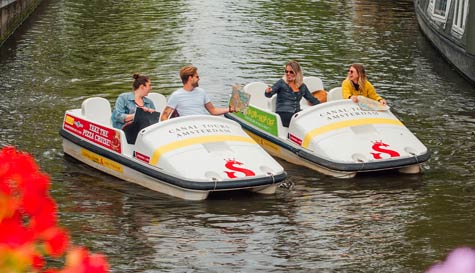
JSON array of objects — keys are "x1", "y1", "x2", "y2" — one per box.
[{"x1": 1, "y1": 0, "x2": 475, "y2": 272}]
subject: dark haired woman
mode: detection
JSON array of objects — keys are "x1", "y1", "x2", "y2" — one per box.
[
  {"x1": 342, "y1": 64, "x2": 387, "y2": 105},
  {"x1": 111, "y1": 74, "x2": 156, "y2": 129}
]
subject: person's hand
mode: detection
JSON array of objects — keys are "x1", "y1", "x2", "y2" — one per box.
[
  {"x1": 379, "y1": 99, "x2": 387, "y2": 105},
  {"x1": 265, "y1": 86, "x2": 272, "y2": 93},
  {"x1": 351, "y1": 96, "x2": 359, "y2": 103},
  {"x1": 125, "y1": 114, "x2": 134, "y2": 122}
]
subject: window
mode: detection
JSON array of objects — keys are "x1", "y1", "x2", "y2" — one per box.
[
  {"x1": 428, "y1": 0, "x2": 452, "y2": 22},
  {"x1": 452, "y1": 0, "x2": 469, "y2": 34},
  {"x1": 434, "y1": 0, "x2": 448, "y2": 16}
]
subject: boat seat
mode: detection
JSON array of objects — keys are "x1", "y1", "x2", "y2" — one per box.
[
  {"x1": 81, "y1": 97, "x2": 112, "y2": 127},
  {"x1": 327, "y1": 87, "x2": 343, "y2": 101},
  {"x1": 244, "y1": 82, "x2": 272, "y2": 111},
  {"x1": 301, "y1": 76, "x2": 325, "y2": 109},
  {"x1": 269, "y1": 94, "x2": 277, "y2": 112},
  {"x1": 146, "y1": 92, "x2": 167, "y2": 113},
  {"x1": 274, "y1": 112, "x2": 287, "y2": 139},
  {"x1": 303, "y1": 76, "x2": 324, "y2": 92},
  {"x1": 117, "y1": 129, "x2": 133, "y2": 156}
]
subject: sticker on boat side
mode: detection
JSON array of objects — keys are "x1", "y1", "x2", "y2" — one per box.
[
  {"x1": 246, "y1": 130, "x2": 281, "y2": 154},
  {"x1": 135, "y1": 152, "x2": 150, "y2": 163},
  {"x1": 81, "y1": 149, "x2": 123, "y2": 173},
  {"x1": 288, "y1": 134, "x2": 302, "y2": 145},
  {"x1": 64, "y1": 114, "x2": 121, "y2": 153},
  {"x1": 236, "y1": 106, "x2": 279, "y2": 136}
]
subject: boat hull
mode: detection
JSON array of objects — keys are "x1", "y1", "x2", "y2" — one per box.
[
  {"x1": 226, "y1": 99, "x2": 430, "y2": 179},
  {"x1": 415, "y1": 0, "x2": 475, "y2": 84},
  {"x1": 243, "y1": 130, "x2": 358, "y2": 178},
  {"x1": 62, "y1": 138, "x2": 211, "y2": 200},
  {"x1": 60, "y1": 101, "x2": 286, "y2": 200}
]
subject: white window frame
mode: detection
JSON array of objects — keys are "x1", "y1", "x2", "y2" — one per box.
[
  {"x1": 451, "y1": 0, "x2": 469, "y2": 35},
  {"x1": 427, "y1": 0, "x2": 452, "y2": 23}
]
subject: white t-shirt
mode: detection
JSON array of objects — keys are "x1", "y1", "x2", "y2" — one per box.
[{"x1": 167, "y1": 87, "x2": 211, "y2": 116}]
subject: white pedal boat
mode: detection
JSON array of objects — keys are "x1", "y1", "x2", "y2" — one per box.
[
  {"x1": 225, "y1": 79, "x2": 430, "y2": 179},
  {"x1": 60, "y1": 93, "x2": 287, "y2": 200}
]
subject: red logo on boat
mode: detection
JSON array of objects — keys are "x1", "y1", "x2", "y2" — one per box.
[
  {"x1": 370, "y1": 140, "x2": 400, "y2": 159},
  {"x1": 224, "y1": 159, "x2": 255, "y2": 178}
]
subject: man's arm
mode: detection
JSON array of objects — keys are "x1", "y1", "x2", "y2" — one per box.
[{"x1": 205, "y1": 102, "x2": 231, "y2": 115}]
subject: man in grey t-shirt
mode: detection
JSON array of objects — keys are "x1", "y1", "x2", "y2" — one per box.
[{"x1": 160, "y1": 65, "x2": 232, "y2": 121}]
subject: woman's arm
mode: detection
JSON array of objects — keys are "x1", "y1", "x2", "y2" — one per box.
[
  {"x1": 112, "y1": 96, "x2": 131, "y2": 124},
  {"x1": 364, "y1": 81, "x2": 384, "y2": 102},
  {"x1": 302, "y1": 84, "x2": 320, "y2": 105},
  {"x1": 341, "y1": 79, "x2": 354, "y2": 99},
  {"x1": 265, "y1": 80, "x2": 282, "y2": 98}
]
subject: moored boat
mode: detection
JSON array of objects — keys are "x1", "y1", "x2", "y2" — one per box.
[
  {"x1": 60, "y1": 93, "x2": 287, "y2": 200},
  {"x1": 225, "y1": 80, "x2": 431, "y2": 179},
  {"x1": 415, "y1": 0, "x2": 475, "y2": 84}
]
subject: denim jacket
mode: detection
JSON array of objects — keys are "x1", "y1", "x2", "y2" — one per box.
[
  {"x1": 264, "y1": 79, "x2": 320, "y2": 113},
  {"x1": 111, "y1": 92, "x2": 155, "y2": 129}
]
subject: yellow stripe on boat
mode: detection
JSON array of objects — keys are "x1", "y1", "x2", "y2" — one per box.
[
  {"x1": 150, "y1": 135, "x2": 256, "y2": 165},
  {"x1": 81, "y1": 148, "x2": 123, "y2": 173},
  {"x1": 302, "y1": 118, "x2": 404, "y2": 148}
]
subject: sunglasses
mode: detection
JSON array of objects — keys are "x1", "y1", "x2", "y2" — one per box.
[
  {"x1": 285, "y1": 70, "x2": 295, "y2": 75},
  {"x1": 348, "y1": 70, "x2": 356, "y2": 74}
]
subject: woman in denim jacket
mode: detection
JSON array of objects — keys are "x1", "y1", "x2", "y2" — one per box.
[
  {"x1": 111, "y1": 74, "x2": 156, "y2": 129},
  {"x1": 264, "y1": 60, "x2": 321, "y2": 127}
]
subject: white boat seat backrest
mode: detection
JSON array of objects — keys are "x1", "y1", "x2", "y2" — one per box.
[
  {"x1": 301, "y1": 76, "x2": 324, "y2": 109},
  {"x1": 244, "y1": 82, "x2": 270, "y2": 110},
  {"x1": 146, "y1": 92, "x2": 167, "y2": 113},
  {"x1": 327, "y1": 87, "x2": 343, "y2": 101},
  {"x1": 269, "y1": 94, "x2": 277, "y2": 112},
  {"x1": 303, "y1": 76, "x2": 324, "y2": 92},
  {"x1": 81, "y1": 97, "x2": 112, "y2": 126}
]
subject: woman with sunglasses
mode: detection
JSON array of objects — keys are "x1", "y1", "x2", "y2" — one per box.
[
  {"x1": 342, "y1": 64, "x2": 387, "y2": 105},
  {"x1": 265, "y1": 60, "x2": 321, "y2": 127}
]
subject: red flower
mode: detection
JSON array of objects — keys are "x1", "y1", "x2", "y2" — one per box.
[
  {"x1": 0, "y1": 212, "x2": 34, "y2": 246},
  {"x1": 28, "y1": 196, "x2": 58, "y2": 235},
  {"x1": 0, "y1": 146, "x2": 110, "y2": 273},
  {"x1": 42, "y1": 227, "x2": 70, "y2": 257},
  {"x1": 62, "y1": 247, "x2": 110, "y2": 273},
  {"x1": 32, "y1": 252, "x2": 45, "y2": 269}
]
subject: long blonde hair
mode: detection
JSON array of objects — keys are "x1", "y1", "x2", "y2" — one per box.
[
  {"x1": 283, "y1": 60, "x2": 304, "y2": 87},
  {"x1": 348, "y1": 63, "x2": 367, "y2": 87}
]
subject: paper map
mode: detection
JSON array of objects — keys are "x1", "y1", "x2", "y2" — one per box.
[{"x1": 229, "y1": 84, "x2": 251, "y2": 114}]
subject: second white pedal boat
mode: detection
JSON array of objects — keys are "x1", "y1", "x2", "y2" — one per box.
[{"x1": 225, "y1": 80, "x2": 431, "y2": 178}]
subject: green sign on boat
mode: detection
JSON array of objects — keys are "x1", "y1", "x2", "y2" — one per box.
[{"x1": 235, "y1": 106, "x2": 278, "y2": 136}]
